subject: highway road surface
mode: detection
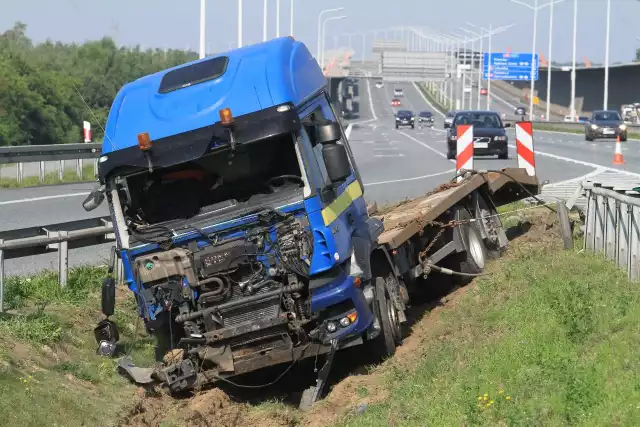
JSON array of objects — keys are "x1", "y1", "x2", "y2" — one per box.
[{"x1": 3, "y1": 76, "x2": 640, "y2": 277}]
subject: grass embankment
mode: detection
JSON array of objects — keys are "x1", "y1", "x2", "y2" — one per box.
[
  {"x1": 4, "y1": 207, "x2": 640, "y2": 426},
  {"x1": 335, "y1": 209, "x2": 640, "y2": 427},
  {"x1": 0, "y1": 267, "x2": 154, "y2": 427},
  {"x1": 417, "y1": 83, "x2": 449, "y2": 114},
  {"x1": 0, "y1": 164, "x2": 96, "y2": 188}
]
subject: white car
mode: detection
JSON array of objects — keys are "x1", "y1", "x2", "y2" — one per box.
[
  {"x1": 394, "y1": 88, "x2": 404, "y2": 97},
  {"x1": 375, "y1": 80, "x2": 384, "y2": 88},
  {"x1": 563, "y1": 115, "x2": 575, "y2": 122}
]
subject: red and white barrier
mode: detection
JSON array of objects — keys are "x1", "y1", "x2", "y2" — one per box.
[
  {"x1": 83, "y1": 121, "x2": 92, "y2": 143},
  {"x1": 515, "y1": 121, "x2": 536, "y2": 176},
  {"x1": 456, "y1": 124, "x2": 474, "y2": 182}
]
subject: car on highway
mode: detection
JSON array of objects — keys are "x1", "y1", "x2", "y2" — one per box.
[
  {"x1": 391, "y1": 98, "x2": 401, "y2": 107},
  {"x1": 395, "y1": 110, "x2": 415, "y2": 129},
  {"x1": 577, "y1": 116, "x2": 590, "y2": 123},
  {"x1": 514, "y1": 106, "x2": 527, "y2": 117},
  {"x1": 480, "y1": 88, "x2": 488, "y2": 96},
  {"x1": 446, "y1": 110, "x2": 510, "y2": 160},
  {"x1": 585, "y1": 110, "x2": 627, "y2": 141},
  {"x1": 394, "y1": 88, "x2": 404, "y2": 97},
  {"x1": 563, "y1": 115, "x2": 575, "y2": 122},
  {"x1": 375, "y1": 80, "x2": 384, "y2": 88},
  {"x1": 444, "y1": 110, "x2": 457, "y2": 128},
  {"x1": 418, "y1": 111, "x2": 434, "y2": 127}
]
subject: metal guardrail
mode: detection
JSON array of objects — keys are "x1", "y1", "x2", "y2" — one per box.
[
  {"x1": 583, "y1": 182, "x2": 640, "y2": 282},
  {"x1": 501, "y1": 119, "x2": 640, "y2": 133},
  {"x1": 0, "y1": 143, "x2": 102, "y2": 183},
  {"x1": 0, "y1": 216, "x2": 117, "y2": 312}
]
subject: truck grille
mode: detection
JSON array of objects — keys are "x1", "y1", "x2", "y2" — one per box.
[{"x1": 219, "y1": 287, "x2": 281, "y2": 328}]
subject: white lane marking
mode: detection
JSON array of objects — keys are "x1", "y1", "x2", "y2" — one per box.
[
  {"x1": 345, "y1": 123, "x2": 353, "y2": 139},
  {"x1": 373, "y1": 146, "x2": 399, "y2": 151},
  {"x1": 374, "y1": 154, "x2": 405, "y2": 158},
  {"x1": 365, "y1": 77, "x2": 378, "y2": 121},
  {"x1": 490, "y1": 90, "x2": 518, "y2": 111},
  {"x1": 365, "y1": 169, "x2": 456, "y2": 186},
  {"x1": 412, "y1": 82, "x2": 445, "y2": 118},
  {"x1": 506, "y1": 143, "x2": 640, "y2": 178},
  {"x1": 397, "y1": 131, "x2": 455, "y2": 164},
  {"x1": 0, "y1": 192, "x2": 91, "y2": 206}
]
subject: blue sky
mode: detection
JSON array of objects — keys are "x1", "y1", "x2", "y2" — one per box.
[{"x1": 3, "y1": 0, "x2": 640, "y2": 63}]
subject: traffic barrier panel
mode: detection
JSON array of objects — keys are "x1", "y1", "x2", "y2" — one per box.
[
  {"x1": 613, "y1": 135, "x2": 625, "y2": 165},
  {"x1": 516, "y1": 121, "x2": 536, "y2": 176},
  {"x1": 456, "y1": 124, "x2": 474, "y2": 182}
]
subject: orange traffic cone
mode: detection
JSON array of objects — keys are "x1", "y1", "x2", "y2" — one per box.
[{"x1": 613, "y1": 136, "x2": 625, "y2": 165}]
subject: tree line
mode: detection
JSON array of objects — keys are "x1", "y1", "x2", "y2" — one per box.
[{"x1": 0, "y1": 22, "x2": 198, "y2": 146}]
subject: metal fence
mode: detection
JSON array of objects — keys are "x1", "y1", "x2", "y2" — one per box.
[
  {"x1": 0, "y1": 143, "x2": 102, "y2": 183},
  {"x1": 0, "y1": 216, "x2": 118, "y2": 312},
  {"x1": 583, "y1": 182, "x2": 640, "y2": 281}
]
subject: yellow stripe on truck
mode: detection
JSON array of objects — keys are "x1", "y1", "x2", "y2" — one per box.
[{"x1": 321, "y1": 180, "x2": 363, "y2": 226}]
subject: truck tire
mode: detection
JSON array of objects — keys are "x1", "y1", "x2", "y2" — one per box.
[
  {"x1": 366, "y1": 277, "x2": 400, "y2": 360},
  {"x1": 456, "y1": 208, "x2": 487, "y2": 275},
  {"x1": 475, "y1": 195, "x2": 506, "y2": 259}
]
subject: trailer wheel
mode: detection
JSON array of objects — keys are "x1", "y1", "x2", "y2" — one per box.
[
  {"x1": 475, "y1": 195, "x2": 506, "y2": 259},
  {"x1": 366, "y1": 277, "x2": 400, "y2": 360},
  {"x1": 457, "y1": 208, "x2": 487, "y2": 275}
]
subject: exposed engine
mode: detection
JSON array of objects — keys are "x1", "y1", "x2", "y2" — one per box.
[{"x1": 131, "y1": 212, "x2": 315, "y2": 390}]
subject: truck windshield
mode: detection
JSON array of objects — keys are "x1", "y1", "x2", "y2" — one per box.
[{"x1": 116, "y1": 133, "x2": 304, "y2": 229}]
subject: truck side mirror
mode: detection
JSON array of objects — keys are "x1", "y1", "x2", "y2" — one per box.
[
  {"x1": 314, "y1": 121, "x2": 351, "y2": 184},
  {"x1": 83, "y1": 184, "x2": 105, "y2": 211}
]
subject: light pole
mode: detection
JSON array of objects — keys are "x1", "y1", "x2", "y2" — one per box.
[
  {"x1": 570, "y1": 0, "x2": 578, "y2": 120},
  {"x1": 199, "y1": 0, "x2": 206, "y2": 59},
  {"x1": 276, "y1": 0, "x2": 280, "y2": 38},
  {"x1": 263, "y1": 0, "x2": 268, "y2": 42},
  {"x1": 546, "y1": 0, "x2": 554, "y2": 120},
  {"x1": 321, "y1": 15, "x2": 347, "y2": 69},
  {"x1": 238, "y1": 0, "x2": 243, "y2": 48},
  {"x1": 508, "y1": 0, "x2": 567, "y2": 120},
  {"x1": 603, "y1": 0, "x2": 611, "y2": 110},
  {"x1": 460, "y1": 28, "x2": 481, "y2": 110},
  {"x1": 317, "y1": 8, "x2": 345, "y2": 61},
  {"x1": 290, "y1": 0, "x2": 294, "y2": 37}
]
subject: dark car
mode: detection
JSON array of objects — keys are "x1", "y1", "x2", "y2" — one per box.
[
  {"x1": 446, "y1": 110, "x2": 510, "y2": 160},
  {"x1": 418, "y1": 111, "x2": 434, "y2": 127},
  {"x1": 395, "y1": 110, "x2": 415, "y2": 129},
  {"x1": 444, "y1": 110, "x2": 457, "y2": 128},
  {"x1": 585, "y1": 110, "x2": 627, "y2": 141}
]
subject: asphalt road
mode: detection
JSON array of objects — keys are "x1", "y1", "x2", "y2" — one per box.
[{"x1": 4, "y1": 76, "x2": 640, "y2": 277}]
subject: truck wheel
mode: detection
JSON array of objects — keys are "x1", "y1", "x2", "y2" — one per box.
[
  {"x1": 366, "y1": 277, "x2": 400, "y2": 360},
  {"x1": 456, "y1": 208, "x2": 487, "y2": 275}
]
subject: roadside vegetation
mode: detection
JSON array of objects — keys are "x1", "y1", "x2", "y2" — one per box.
[
  {"x1": 0, "y1": 164, "x2": 96, "y2": 188},
  {"x1": 418, "y1": 83, "x2": 449, "y2": 113},
  {"x1": 4, "y1": 207, "x2": 640, "y2": 426}
]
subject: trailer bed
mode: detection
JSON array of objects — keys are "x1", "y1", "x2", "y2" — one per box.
[{"x1": 368, "y1": 168, "x2": 539, "y2": 248}]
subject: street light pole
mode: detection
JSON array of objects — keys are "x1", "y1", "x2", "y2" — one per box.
[
  {"x1": 604, "y1": 0, "x2": 611, "y2": 110},
  {"x1": 263, "y1": 0, "x2": 268, "y2": 42},
  {"x1": 317, "y1": 8, "x2": 345, "y2": 62},
  {"x1": 487, "y1": 23, "x2": 492, "y2": 110},
  {"x1": 321, "y1": 15, "x2": 347, "y2": 69},
  {"x1": 276, "y1": 0, "x2": 280, "y2": 38},
  {"x1": 199, "y1": 0, "x2": 206, "y2": 59},
  {"x1": 238, "y1": 0, "x2": 243, "y2": 48},
  {"x1": 546, "y1": 0, "x2": 554, "y2": 121},
  {"x1": 570, "y1": 0, "x2": 578, "y2": 120},
  {"x1": 529, "y1": 0, "x2": 538, "y2": 121}
]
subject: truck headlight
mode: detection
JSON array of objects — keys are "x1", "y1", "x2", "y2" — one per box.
[
  {"x1": 591, "y1": 124, "x2": 598, "y2": 130},
  {"x1": 326, "y1": 321, "x2": 337, "y2": 333},
  {"x1": 620, "y1": 124, "x2": 627, "y2": 130}
]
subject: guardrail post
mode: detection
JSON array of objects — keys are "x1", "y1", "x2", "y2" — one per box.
[
  {"x1": 630, "y1": 205, "x2": 640, "y2": 281},
  {"x1": 76, "y1": 159, "x2": 82, "y2": 180},
  {"x1": 39, "y1": 161, "x2": 45, "y2": 182},
  {"x1": 605, "y1": 197, "x2": 618, "y2": 261},
  {"x1": 94, "y1": 159, "x2": 98, "y2": 178},
  {"x1": 58, "y1": 160, "x2": 64, "y2": 181},
  {"x1": 556, "y1": 201, "x2": 574, "y2": 250},
  {"x1": 17, "y1": 163, "x2": 23, "y2": 183},
  {"x1": 0, "y1": 239, "x2": 4, "y2": 313},
  {"x1": 58, "y1": 231, "x2": 68, "y2": 288},
  {"x1": 618, "y1": 200, "x2": 632, "y2": 272}
]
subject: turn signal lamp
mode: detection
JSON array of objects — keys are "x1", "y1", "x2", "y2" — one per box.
[
  {"x1": 137, "y1": 132, "x2": 152, "y2": 151},
  {"x1": 219, "y1": 108, "x2": 234, "y2": 126},
  {"x1": 347, "y1": 312, "x2": 357, "y2": 324}
]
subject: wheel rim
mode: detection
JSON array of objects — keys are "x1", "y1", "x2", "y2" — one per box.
[
  {"x1": 468, "y1": 227, "x2": 486, "y2": 269},
  {"x1": 384, "y1": 286, "x2": 401, "y2": 342}
]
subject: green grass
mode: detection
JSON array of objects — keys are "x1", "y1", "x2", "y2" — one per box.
[
  {"x1": 0, "y1": 164, "x2": 96, "y2": 188},
  {"x1": 417, "y1": 83, "x2": 450, "y2": 113},
  {"x1": 0, "y1": 266, "x2": 155, "y2": 427},
  {"x1": 335, "y1": 229, "x2": 640, "y2": 426}
]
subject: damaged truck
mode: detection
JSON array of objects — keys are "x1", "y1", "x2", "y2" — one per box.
[{"x1": 82, "y1": 36, "x2": 539, "y2": 409}]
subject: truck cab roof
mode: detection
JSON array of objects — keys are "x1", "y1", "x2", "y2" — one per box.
[{"x1": 103, "y1": 37, "x2": 326, "y2": 155}]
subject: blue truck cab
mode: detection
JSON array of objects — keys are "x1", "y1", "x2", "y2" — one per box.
[{"x1": 84, "y1": 37, "x2": 405, "y2": 407}]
